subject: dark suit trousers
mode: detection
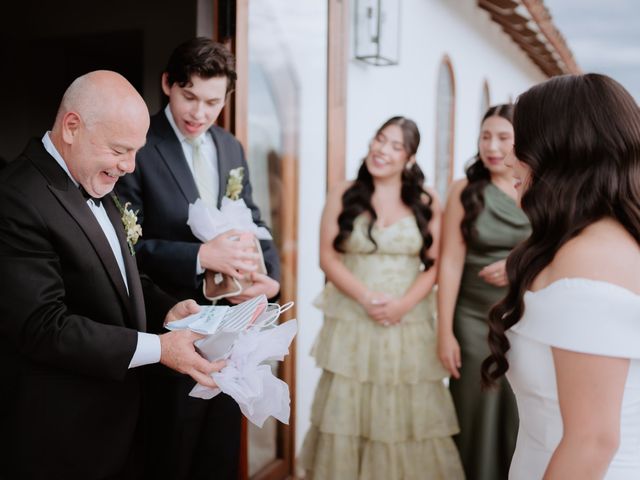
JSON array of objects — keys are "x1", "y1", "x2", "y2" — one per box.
[
  {"x1": 103, "y1": 428, "x2": 144, "y2": 480},
  {"x1": 142, "y1": 369, "x2": 241, "y2": 480}
]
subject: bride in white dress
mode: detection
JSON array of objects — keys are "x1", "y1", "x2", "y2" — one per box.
[{"x1": 480, "y1": 73, "x2": 640, "y2": 480}]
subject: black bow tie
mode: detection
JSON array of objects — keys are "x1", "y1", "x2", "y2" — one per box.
[{"x1": 79, "y1": 186, "x2": 102, "y2": 207}]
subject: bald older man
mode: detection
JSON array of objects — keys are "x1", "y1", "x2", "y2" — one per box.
[{"x1": 0, "y1": 71, "x2": 224, "y2": 480}]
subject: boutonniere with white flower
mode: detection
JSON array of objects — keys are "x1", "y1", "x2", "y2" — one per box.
[
  {"x1": 225, "y1": 167, "x2": 244, "y2": 200},
  {"x1": 111, "y1": 194, "x2": 142, "y2": 255}
]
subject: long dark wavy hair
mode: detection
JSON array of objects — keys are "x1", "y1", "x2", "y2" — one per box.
[
  {"x1": 481, "y1": 74, "x2": 640, "y2": 387},
  {"x1": 460, "y1": 104, "x2": 514, "y2": 242},
  {"x1": 333, "y1": 116, "x2": 435, "y2": 269}
]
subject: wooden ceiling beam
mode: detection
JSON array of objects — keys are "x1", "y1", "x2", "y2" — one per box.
[{"x1": 478, "y1": 0, "x2": 580, "y2": 77}]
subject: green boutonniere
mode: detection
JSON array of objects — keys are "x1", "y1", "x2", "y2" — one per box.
[
  {"x1": 111, "y1": 194, "x2": 142, "y2": 255},
  {"x1": 225, "y1": 167, "x2": 245, "y2": 200}
]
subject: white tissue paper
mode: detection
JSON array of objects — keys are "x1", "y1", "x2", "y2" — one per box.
[
  {"x1": 166, "y1": 295, "x2": 297, "y2": 427},
  {"x1": 191, "y1": 319, "x2": 298, "y2": 427},
  {"x1": 187, "y1": 197, "x2": 272, "y2": 241}
]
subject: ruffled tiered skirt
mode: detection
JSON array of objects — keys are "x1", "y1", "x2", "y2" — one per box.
[{"x1": 301, "y1": 284, "x2": 464, "y2": 480}]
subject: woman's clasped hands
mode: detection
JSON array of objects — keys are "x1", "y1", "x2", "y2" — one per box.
[{"x1": 359, "y1": 291, "x2": 408, "y2": 327}]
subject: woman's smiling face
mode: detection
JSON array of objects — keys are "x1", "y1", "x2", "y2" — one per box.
[{"x1": 365, "y1": 124, "x2": 410, "y2": 180}]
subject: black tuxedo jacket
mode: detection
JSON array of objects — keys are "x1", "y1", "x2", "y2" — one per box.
[
  {"x1": 116, "y1": 112, "x2": 280, "y2": 328},
  {"x1": 0, "y1": 140, "x2": 174, "y2": 479}
]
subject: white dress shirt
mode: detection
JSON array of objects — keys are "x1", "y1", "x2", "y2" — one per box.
[{"x1": 42, "y1": 133, "x2": 161, "y2": 369}]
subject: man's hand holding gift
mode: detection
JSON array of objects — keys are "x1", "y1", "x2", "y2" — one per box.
[
  {"x1": 160, "y1": 299, "x2": 227, "y2": 388},
  {"x1": 198, "y1": 229, "x2": 259, "y2": 279},
  {"x1": 188, "y1": 166, "x2": 280, "y2": 302}
]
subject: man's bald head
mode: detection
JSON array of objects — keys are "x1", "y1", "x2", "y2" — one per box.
[
  {"x1": 54, "y1": 70, "x2": 149, "y2": 131},
  {"x1": 50, "y1": 71, "x2": 150, "y2": 198}
]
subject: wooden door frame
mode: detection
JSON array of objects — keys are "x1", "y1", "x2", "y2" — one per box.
[{"x1": 327, "y1": 0, "x2": 349, "y2": 190}]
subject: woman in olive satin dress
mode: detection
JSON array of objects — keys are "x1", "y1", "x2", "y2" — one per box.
[{"x1": 437, "y1": 105, "x2": 530, "y2": 480}]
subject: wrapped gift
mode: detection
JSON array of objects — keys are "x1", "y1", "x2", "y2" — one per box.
[
  {"x1": 187, "y1": 197, "x2": 272, "y2": 301},
  {"x1": 166, "y1": 295, "x2": 296, "y2": 426}
]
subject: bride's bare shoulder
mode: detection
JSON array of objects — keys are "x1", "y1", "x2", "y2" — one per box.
[{"x1": 546, "y1": 218, "x2": 640, "y2": 294}]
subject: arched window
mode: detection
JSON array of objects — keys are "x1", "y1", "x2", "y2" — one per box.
[
  {"x1": 481, "y1": 79, "x2": 491, "y2": 119},
  {"x1": 435, "y1": 56, "x2": 456, "y2": 200}
]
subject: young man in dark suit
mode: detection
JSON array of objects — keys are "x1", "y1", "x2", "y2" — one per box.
[
  {"x1": 116, "y1": 38, "x2": 280, "y2": 480},
  {"x1": 0, "y1": 70, "x2": 224, "y2": 480}
]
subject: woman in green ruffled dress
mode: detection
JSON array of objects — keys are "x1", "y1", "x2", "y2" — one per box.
[
  {"x1": 301, "y1": 117, "x2": 464, "y2": 480},
  {"x1": 437, "y1": 104, "x2": 530, "y2": 480}
]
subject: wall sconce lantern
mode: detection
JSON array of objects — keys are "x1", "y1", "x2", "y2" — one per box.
[{"x1": 354, "y1": 0, "x2": 401, "y2": 66}]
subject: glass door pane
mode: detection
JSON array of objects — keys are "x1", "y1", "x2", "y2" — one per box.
[{"x1": 246, "y1": 0, "x2": 299, "y2": 476}]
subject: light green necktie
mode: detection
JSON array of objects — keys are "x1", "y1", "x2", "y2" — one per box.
[{"x1": 188, "y1": 137, "x2": 217, "y2": 211}]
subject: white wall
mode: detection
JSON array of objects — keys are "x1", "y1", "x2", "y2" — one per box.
[
  {"x1": 346, "y1": 0, "x2": 546, "y2": 182},
  {"x1": 293, "y1": 0, "x2": 547, "y2": 461}
]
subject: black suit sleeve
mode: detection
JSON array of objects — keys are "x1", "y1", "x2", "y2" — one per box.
[{"x1": 0, "y1": 183, "x2": 137, "y2": 381}]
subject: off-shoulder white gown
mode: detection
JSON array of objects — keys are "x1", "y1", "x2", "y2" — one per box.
[{"x1": 506, "y1": 278, "x2": 640, "y2": 479}]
